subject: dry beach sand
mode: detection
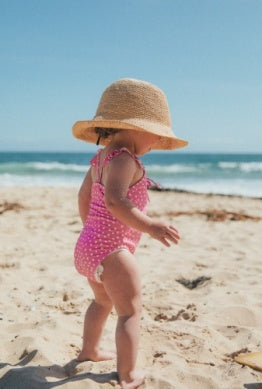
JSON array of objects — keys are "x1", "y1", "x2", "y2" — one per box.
[{"x1": 0, "y1": 187, "x2": 262, "y2": 389}]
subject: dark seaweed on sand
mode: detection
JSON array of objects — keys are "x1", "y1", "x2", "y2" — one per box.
[{"x1": 176, "y1": 276, "x2": 211, "y2": 289}]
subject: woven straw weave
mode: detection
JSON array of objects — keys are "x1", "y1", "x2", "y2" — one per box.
[{"x1": 73, "y1": 78, "x2": 188, "y2": 150}]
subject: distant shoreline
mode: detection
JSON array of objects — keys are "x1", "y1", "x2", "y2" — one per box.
[
  {"x1": 0, "y1": 184, "x2": 261, "y2": 200},
  {"x1": 150, "y1": 186, "x2": 262, "y2": 200},
  {"x1": 1, "y1": 152, "x2": 261, "y2": 198},
  {"x1": 1, "y1": 150, "x2": 262, "y2": 155}
]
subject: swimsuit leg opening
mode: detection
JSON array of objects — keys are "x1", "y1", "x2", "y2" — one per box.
[{"x1": 94, "y1": 247, "x2": 130, "y2": 283}]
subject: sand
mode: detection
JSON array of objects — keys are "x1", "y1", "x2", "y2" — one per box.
[{"x1": 0, "y1": 187, "x2": 262, "y2": 389}]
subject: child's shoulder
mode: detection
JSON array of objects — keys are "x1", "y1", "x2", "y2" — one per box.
[
  {"x1": 105, "y1": 147, "x2": 133, "y2": 163},
  {"x1": 104, "y1": 148, "x2": 144, "y2": 171},
  {"x1": 90, "y1": 147, "x2": 144, "y2": 173}
]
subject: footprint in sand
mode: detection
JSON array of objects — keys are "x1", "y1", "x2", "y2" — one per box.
[
  {"x1": 152, "y1": 351, "x2": 171, "y2": 366},
  {"x1": 154, "y1": 304, "x2": 197, "y2": 322}
]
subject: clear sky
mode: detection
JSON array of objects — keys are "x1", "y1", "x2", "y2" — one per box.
[{"x1": 0, "y1": 0, "x2": 261, "y2": 153}]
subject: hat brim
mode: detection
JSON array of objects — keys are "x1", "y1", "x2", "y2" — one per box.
[{"x1": 72, "y1": 119, "x2": 188, "y2": 150}]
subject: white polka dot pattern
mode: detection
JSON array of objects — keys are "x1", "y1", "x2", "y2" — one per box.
[{"x1": 74, "y1": 148, "x2": 154, "y2": 283}]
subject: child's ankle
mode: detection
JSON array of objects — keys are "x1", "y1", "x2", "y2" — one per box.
[{"x1": 119, "y1": 369, "x2": 145, "y2": 388}]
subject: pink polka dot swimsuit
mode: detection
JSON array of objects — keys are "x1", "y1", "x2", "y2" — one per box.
[{"x1": 74, "y1": 147, "x2": 155, "y2": 283}]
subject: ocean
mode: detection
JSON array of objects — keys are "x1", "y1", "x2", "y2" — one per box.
[{"x1": 0, "y1": 151, "x2": 262, "y2": 198}]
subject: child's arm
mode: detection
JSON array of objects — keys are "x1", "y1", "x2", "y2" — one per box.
[
  {"x1": 104, "y1": 153, "x2": 180, "y2": 247},
  {"x1": 78, "y1": 168, "x2": 92, "y2": 225}
]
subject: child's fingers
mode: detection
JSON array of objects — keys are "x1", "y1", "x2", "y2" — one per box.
[
  {"x1": 168, "y1": 225, "x2": 180, "y2": 237},
  {"x1": 157, "y1": 232, "x2": 177, "y2": 246},
  {"x1": 159, "y1": 237, "x2": 171, "y2": 247},
  {"x1": 166, "y1": 227, "x2": 180, "y2": 241},
  {"x1": 165, "y1": 232, "x2": 179, "y2": 244},
  {"x1": 169, "y1": 225, "x2": 179, "y2": 233},
  {"x1": 150, "y1": 223, "x2": 180, "y2": 246},
  {"x1": 168, "y1": 231, "x2": 180, "y2": 241}
]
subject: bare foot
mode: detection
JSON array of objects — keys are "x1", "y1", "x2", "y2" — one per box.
[
  {"x1": 120, "y1": 370, "x2": 145, "y2": 389},
  {"x1": 77, "y1": 349, "x2": 116, "y2": 362}
]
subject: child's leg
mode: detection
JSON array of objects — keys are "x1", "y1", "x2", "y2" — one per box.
[
  {"x1": 102, "y1": 250, "x2": 145, "y2": 388},
  {"x1": 77, "y1": 279, "x2": 115, "y2": 362}
]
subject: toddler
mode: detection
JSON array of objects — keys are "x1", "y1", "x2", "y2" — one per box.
[{"x1": 72, "y1": 78, "x2": 188, "y2": 388}]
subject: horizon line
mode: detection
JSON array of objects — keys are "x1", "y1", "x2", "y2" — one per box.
[{"x1": 0, "y1": 150, "x2": 262, "y2": 154}]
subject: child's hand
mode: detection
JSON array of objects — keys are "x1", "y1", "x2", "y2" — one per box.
[{"x1": 148, "y1": 221, "x2": 180, "y2": 247}]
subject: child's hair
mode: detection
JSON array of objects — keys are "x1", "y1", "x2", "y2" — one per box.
[{"x1": 95, "y1": 127, "x2": 119, "y2": 145}]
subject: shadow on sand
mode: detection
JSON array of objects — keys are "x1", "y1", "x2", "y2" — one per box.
[{"x1": 0, "y1": 350, "x2": 118, "y2": 388}]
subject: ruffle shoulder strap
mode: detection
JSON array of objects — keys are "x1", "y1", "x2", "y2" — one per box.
[
  {"x1": 103, "y1": 147, "x2": 143, "y2": 169},
  {"x1": 90, "y1": 149, "x2": 102, "y2": 167}
]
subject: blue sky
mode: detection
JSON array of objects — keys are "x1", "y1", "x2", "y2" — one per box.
[{"x1": 0, "y1": 0, "x2": 261, "y2": 152}]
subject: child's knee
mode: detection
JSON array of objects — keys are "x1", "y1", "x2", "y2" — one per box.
[
  {"x1": 117, "y1": 308, "x2": 141, "y2": 322},
  {"x1": 94, "y1": 295, "x2": 113, "y2": 310},
  {"x1": 116, "y1": 297, "x2": 142, "y2": 317},
  {"x1": 88, "y1": 279, "x2": 113, "y2": 308}
]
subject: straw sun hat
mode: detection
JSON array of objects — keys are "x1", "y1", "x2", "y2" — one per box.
[{"x1": 72, "y1": 78, "x2": 188, "y2": 150}]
